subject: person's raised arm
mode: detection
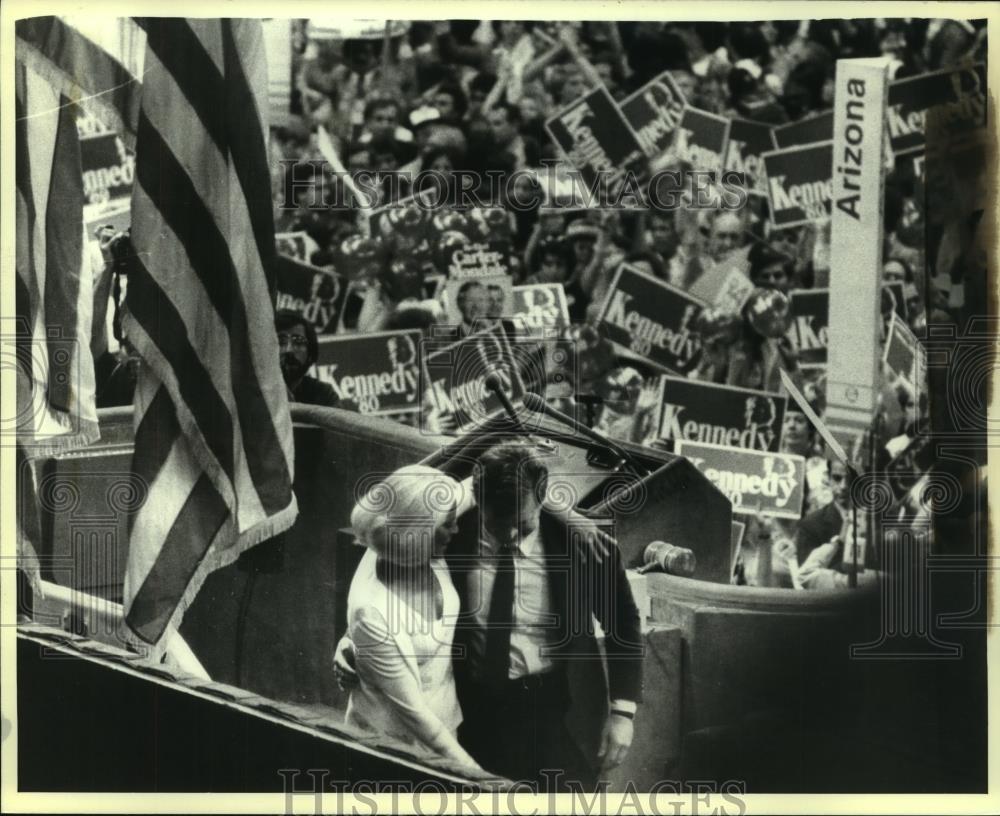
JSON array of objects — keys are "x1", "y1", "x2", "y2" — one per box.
[
  {"x1": 522, "y1": 39, "x2": 565, "y2": 84},
  {"x1": 558, "y1": 25, "x2": 604, "y2": 90}
]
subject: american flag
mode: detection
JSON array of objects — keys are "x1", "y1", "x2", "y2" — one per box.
[
  {"x1": 15, "y1": 21, "x2": 115, "y2": 590},
  {"x1": 14, "y1": 55, "x2": 98, "y2": 455},
  {"x1": 16, "y1": 16, "x2": 297, "y2": 648},
  {"x1": 121, "y1": 18, "x2": 297, "y2": 647}
]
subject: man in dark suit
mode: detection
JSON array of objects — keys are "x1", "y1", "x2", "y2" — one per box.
[
  {"x1": 445, "y1": 441, "x2": 643, "y2": 788},
  {"x1": 795, "y1": 458, "x2": 850, "y2": 566},
  {"x1": 793, "y1": 458, "x2": 876, "y2": 588}
]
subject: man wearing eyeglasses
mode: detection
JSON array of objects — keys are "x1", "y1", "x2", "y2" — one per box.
[{"x1": 275, "y1": 310, "x2": 339, "y2": 408}]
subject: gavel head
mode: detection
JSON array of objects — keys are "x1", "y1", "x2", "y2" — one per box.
[{"x1": 643, "y1": 540, "x2": 696, "y2": 578}]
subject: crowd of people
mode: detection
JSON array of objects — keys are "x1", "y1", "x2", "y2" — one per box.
[
  {"x1": 97, "y1": 18, "x2": 987, "y2": 592},
  {"x1": 266, "y1": 18, "x2": 986, "y2": 591}
]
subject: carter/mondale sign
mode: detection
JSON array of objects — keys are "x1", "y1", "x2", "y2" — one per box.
[
  {"x1": 596, "y1": 264, "x2": 705, "y2": 374},
  {"x1": 315, "y1": 330, "x2": 424, "y2": 415},
  {"x1": 653, "y1": 376, "x2": 787, "y2": 452},
  {"x1": 676, "y1": 440, "x2": 806, "y2": 519}
]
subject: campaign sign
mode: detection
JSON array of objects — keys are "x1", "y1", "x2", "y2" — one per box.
[
  {"x1": 724, "y1": 118, "x2": 777, "y2": 197},
  {"x1": 445, "y1": 242, "x2": 514, "y2": 278},
  {"x1": 81, "y1": 132, "x2": 134, "y2": 207},
  {"x1": 762, "y1": 141, "x2": 833, "y2": 228},
  {"x1": 422, "y1": 324, "x2": 526, "y2": 432},
  {"x1": 883, "y1": 281, "x2": 907, "y2": 320},
  {"x1": 772, "y1": 110, "x2": 834, "y2": 148},
  {"x1": 315, "y1": 330, "x2": 424, "y2": 415},
  {"x1": 275, "y1": 231, "x2": 313, "y2": 263},
  {"x1": 671, "y1": 106, "x2": 730, "y2": 175},
  {"x1": 620, "y1": 70, "x2": 687, "y2": 159},
  {"x1": 883, "y1": 311, "x2": 925, "y2": 393},
  {"x1": 687, "y1": 250, "x2": 755, "y2": 314},
  {"x1": 275, "y1": 254, "x2": 347, "y2": 335},
  {"x1": 509, "y1": 284, "x2": 570, "y2": 336},
  {"x1": 677, "y1": 440, "x2": 806, "y2": 520},
  {"x1": 596, "y1": 264, "x2": 704, "y2": 374},
  {"x1": 785, "y1": 289, "x2": 829, "y2": 369},
  {"x1": 887, "y1": 63, "x2": 987, "y2": 156},
  {"x1": 653, "y1": 375, "x2": 787, "y2": 452},
  {"x1": 787, "y1": 285, "x2": 906, "y2": 369},
  {"x1": 441, "y1": 275, "x2": 514, "y2": 329},
  {"x1": 545, "y1": 85, "x2": 647, "y2": 193}
]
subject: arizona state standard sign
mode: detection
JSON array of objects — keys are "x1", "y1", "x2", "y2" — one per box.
[{"x1": 826, "y1": 57, "x2": 892, "y2": 447}]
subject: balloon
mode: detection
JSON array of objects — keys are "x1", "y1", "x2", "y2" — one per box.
[
  {"x1": 381, "y1": 259, "x2": 424, "y2": 303},
  {"x1": 387, "y1": 204, "x2": 428, "y2": 237},
  {"x1": 597, "y1": 366, "x2": 644, "y2": 405},
  {"x1": 338, "y1": 234, "x2": 384, "y2": 280},
  {"x1": 431, "y1": 209, "x2": 470, "y2": 236},
  {"x1": 696, "y1": 307, "x2": 742, "y2": 343},
  {"x1": 744, "y1": 288, "x2": 792, "y2": 338},
  {"x1": 468, "y1": 206, "x2": 510, "y2": 240},
  {"x1": 409, "y1": 239, "x2": 435, "y2": 272},
  {"x1": 435, "y1": 230, "x2": 470, "y2": 273}
]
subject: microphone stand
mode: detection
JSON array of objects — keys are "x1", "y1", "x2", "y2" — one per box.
[
  {"x1": 848, "y1": 465, "x2": 859, "y2": 589},
  {"x1": 483, "y1": 371, "x2": 529, "y2": 436},
  {"x1": 522, "y1": 391, "x2": 650, "y2": 478}
]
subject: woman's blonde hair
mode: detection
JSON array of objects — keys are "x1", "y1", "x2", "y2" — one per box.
[{"x1": 350, "y1": 465, "x2": 464, "y2": 565}]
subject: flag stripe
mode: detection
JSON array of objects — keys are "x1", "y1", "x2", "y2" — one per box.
[
  {"x1": 124, "y1": 17, "x2": 297, "y2": 648},
  {"x1": 126, "y1": 253, "x2": 236, "y2": 481},
  {"x1": 15, "y1": 57, "x2": 99, "y2": 454},
  {"x1": 43, "y1": 95, "x2": 84, "y2": 413},
  {"x1": 129, "y1": 384, "x2": 179, "y2": 535},
  {"x1": 221, "y1": 20, "x2": 277, "y2": 291},
  {"x1": 16, "y1": 16, "x2": 141, "y2": 140},
  {"x1": 141, "y1": 19, "x2": 227, "y2": 153},
  {"x1": 14, "y1": 67, "x2": 40, "y2": 342},
  {"x1": 125, "y1": 471, "x2": 229, "y2": 643},
  {"x1": 132, "y1": 113, "x2": 291, "y2": 514}
]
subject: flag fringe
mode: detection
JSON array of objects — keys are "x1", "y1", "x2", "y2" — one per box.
[
  {"x1": 125, "y1": 495, "x2": 298, "y2": 653},
  {"x1": 15, "y1": 527, "x2": 43, "y2": 597},
  {"x1": 19, "y1": 419, "x2": 101, "y2": 458}
]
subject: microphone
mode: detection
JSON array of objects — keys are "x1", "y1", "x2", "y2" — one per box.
[
  {"x1": 521, "y1": 392, "x2": 648, "y2": 477},
  {"x1": 483, "y1": 367, "x2": 527, "y2": 433}
]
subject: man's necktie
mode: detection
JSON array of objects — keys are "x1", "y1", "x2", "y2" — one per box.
[{"x1": 482, "y1": 545, "x2": 516, "y2": 685}]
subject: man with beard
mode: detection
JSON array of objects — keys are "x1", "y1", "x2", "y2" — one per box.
[{"x1": 275, "y1": 310, "x2": 339, "y2": 407}]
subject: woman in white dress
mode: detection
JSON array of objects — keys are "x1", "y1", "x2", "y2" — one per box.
[{"x1": 344, "y1": 465, "x2": 480, "y2": 770}]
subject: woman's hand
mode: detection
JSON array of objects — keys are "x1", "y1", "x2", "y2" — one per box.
[{"x1": 333, "y1": 635, "x2": 359, "y2": 692}]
